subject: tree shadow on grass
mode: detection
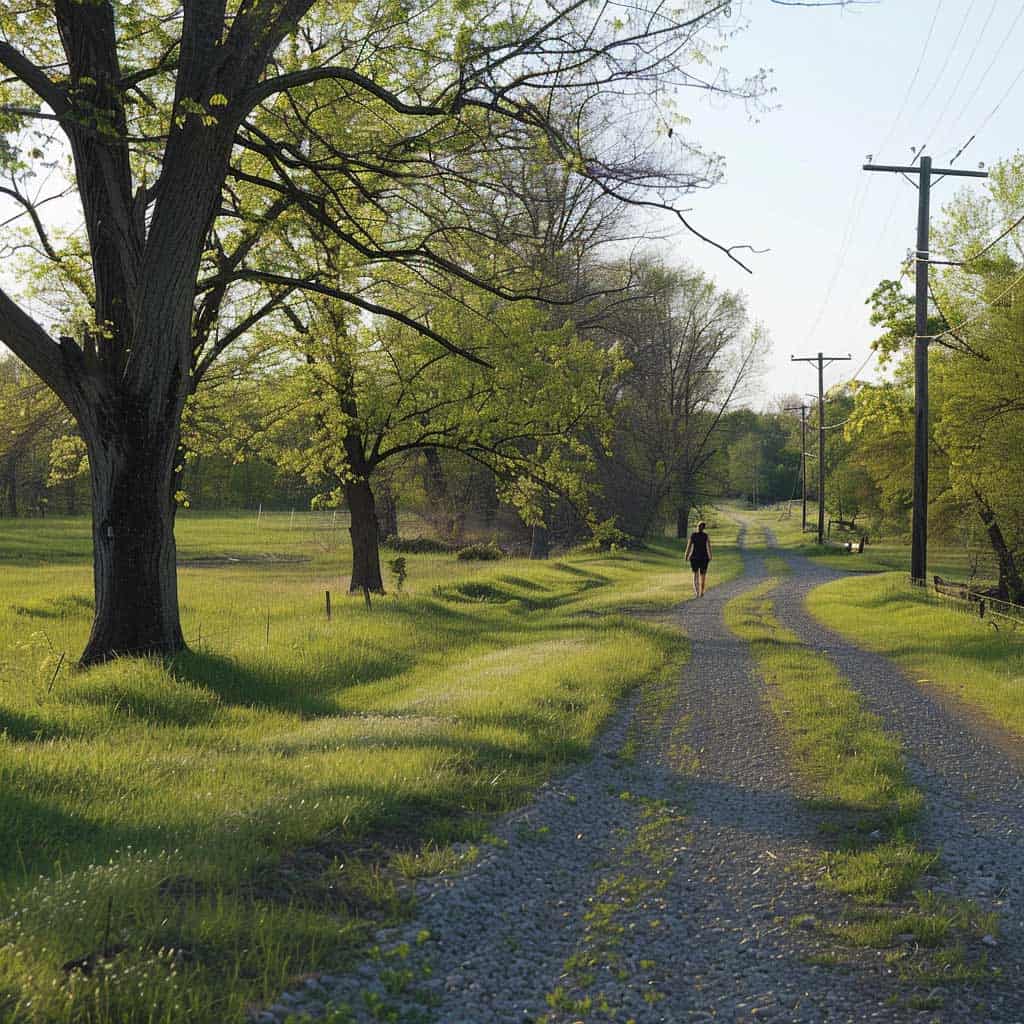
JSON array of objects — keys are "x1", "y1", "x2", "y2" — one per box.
[
  {"x1": 0, "y1": 788, "x2": 170, "y2": 888},
  {"x1": 0, "y1": 707, "x2": 72, "y2": 742},
  {"x1": 168, "y1": 647, "x2": 415, "y2": 718}
]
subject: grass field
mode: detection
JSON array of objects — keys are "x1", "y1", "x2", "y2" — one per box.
[
  {"x1": 807, "y1": 574, "x2": 1024, "y2": 740},
  {"x1": 747, "y1": 504, "x2": 1002, "y2": 582},
  {"x1": 0, "y1": 512, "x2": 741, "y2": 1024}
]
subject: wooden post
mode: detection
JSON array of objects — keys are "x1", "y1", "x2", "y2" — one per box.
[{"x1": 325, "y1": 590, "x2": 331, "y2": 619}]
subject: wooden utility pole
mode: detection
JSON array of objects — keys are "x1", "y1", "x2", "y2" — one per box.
[
  {"x1": 785, "y1": 403, "x2": 809, "y2": 532},
  {"x1": 863, "y1": 157, "x2": 988, "y2": 584},
  {"x1": 791, "y1": 353, "x2": 850, "y2": 545}
]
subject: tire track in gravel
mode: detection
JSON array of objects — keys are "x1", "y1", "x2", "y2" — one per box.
[
  {"x1": 769, "y1": 543, "x2": 1024, "y2": 1023},
  {"x1": 256, "y1": 531, "x2": 950, "y2": 1024},
  {"x1": 594, "y1": 529, "x2": 923, "y2": 1024}
]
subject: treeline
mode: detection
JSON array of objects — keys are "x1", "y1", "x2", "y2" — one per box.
[{"x1": 2, "y1": 256, "x2": 792, "y2": 574}]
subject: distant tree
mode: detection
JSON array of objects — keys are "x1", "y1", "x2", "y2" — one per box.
[
  {"x1": 0, "y1": 0, "x2": 766, "y2": 663},
  {"x1": 591, "y1": 259, "x2": 765, "y2": 538},
  {"x1": 853, "y1": 160, "x2": 1024, "y2": 600},
  {"x1": 0, "y1": 355, "x2": 80, "y2": 515},
  {"x1": 273, "y1": 286, "x2": 619, "y2": 592}
]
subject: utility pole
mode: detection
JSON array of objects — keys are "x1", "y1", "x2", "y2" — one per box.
[
  {"x1": 863, "y1": 156, "x2": 988, "y2": 584},
  {"x1": 785, "y1": 403, "x2": 809, "y2": 532},
  {"x1": 791, "y1": 353, "x2": 850, "y2": 545}
]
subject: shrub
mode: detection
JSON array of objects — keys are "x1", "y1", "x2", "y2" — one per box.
[
  {"x1": 382, "y1": 536, "x2": 457, "y2": 554},
  {"x1": 456, "y1": 542, "x2": 504, "y2": 561}
]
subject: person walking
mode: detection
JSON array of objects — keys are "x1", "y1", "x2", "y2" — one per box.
[{"x1": 684, "y1": 520, "x2": 712, "y2": 598}]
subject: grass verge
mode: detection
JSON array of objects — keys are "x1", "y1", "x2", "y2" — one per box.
[
  {"x1": 723, "y1": 580, "x2": 996, "y2": 998},
  {"x1": 0, "y1": 517, "x2": 708, "y2": 1024},
  {"x1": 807, "y1": 573, "x2": 1024, "y2": 740}
]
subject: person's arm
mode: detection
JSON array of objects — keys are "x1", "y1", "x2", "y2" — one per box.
[
  {"x1": 684, "y1": 540, "x2": 693, "y2": 560},
  {"x1": 706, "y1": 538, "x2": 712, "y2": 560}
]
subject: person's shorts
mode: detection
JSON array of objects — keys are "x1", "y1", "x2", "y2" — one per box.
[{"x1": 689, "y1": 557, "x2": 710, "y2": 573}]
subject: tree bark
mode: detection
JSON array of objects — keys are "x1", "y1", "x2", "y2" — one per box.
[
  {"x1": 676, "y1": 503, "x2": 690, "y2": 539},
  {"x1": 530, "y1": 523, "x2": 550, "y2": 559},
  {"x1": 973, "y1": 491, "x2": 1024, "y2": 603},
  {"x1": 79, "y1": 418, "x2": 184, "y2": 665},
  {"x1": 346, "y1": 476, "x2": 384, "y2": 594},
  {"x1": 377, "y1": 477, "x2": 399, "y2": 541}
]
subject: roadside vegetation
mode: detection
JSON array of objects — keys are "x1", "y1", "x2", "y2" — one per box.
[
  {"x1": 808, "y1": 574, "x2": 1024, "y2": 740},
  {"x1": 724, "y1": 579, "x2": 996, "y2": 998},
  {"x1": 0, "y1": 513, "x2": 741, "y2": 1024}
]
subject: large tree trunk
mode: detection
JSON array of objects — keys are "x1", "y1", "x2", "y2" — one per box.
[
  {"x1": 530, "y1": 523, "x2": 550, "y2": 559},
  {"x1": 346, "y1": 476, "x2": 384, "y2": 594},
  {"x1": 973, "y1": 490, "x2": 1024, "y2": 603},
  {"x1": 676, "y1": 503, "x2": 690, "y2": 540},
  {"x1": 79, "y1": 420, "x2": 184, "y2": 665},
  {"x1": 377, "y1": 477, "x2": 399, "y2": 541}
]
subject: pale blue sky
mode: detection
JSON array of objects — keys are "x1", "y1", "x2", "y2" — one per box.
[{"x1": 663, "y1": 0, "x2": 1024, "y2": 406}]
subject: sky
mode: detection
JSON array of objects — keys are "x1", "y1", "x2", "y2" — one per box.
[
  {"x1": 3, "y1": 1, "x2": 1022, "y2": 411},
  {"x1": 659, "y1": 0, "x2": 1024, "y2": 408}
]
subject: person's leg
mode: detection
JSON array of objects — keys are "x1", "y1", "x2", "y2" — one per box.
[
  {"x1": 692, "y1": 569, "x2": 700, "y2": 597},
  {"x1": 699, "y1": 567, "x2": 708, "y2": 596}
]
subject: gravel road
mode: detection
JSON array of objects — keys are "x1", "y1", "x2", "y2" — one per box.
[{"x1": 254, "y1": 531, "x2": 1024, "y2": 1024}]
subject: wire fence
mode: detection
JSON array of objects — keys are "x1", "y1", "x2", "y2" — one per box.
[{"x1": 916, "y1": 573, "x2": 1024, "y2": 632}]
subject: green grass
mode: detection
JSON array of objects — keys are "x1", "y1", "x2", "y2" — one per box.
[
  {"x1": 807, "y1": 573, "x2": 1024, "y2": 738},
  {"x1": 724, "y1": 580, "x2": 922, "y2": 837},
  {"x1": 724, "y1": 577, "x2": 999, "y2": 995},
  {"x1": 747, "y1": 505, "x2": 1001, "y2": 581},
  {"x1": 0, "y1": 514, "x2": 728, "y2": 1024}
]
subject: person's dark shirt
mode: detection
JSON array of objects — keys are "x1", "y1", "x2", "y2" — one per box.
[{"x1": 689, "y1": 531, "x2": 709, "y2": 560}]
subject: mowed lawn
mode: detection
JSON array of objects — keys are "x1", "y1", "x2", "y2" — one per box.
[{"x1": 0, "y1": 512, "x2": 737, "y2": 1024}]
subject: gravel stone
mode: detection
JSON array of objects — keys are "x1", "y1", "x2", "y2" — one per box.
[{"x1": 252, "y1": 524, "x2": 1024, "y2": 1023}]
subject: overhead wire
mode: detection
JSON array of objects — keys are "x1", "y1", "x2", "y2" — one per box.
[
  {"x1": 871, "y1": 0, "x2": 945, "y2": 161},
  {"x1": 944, "y1": 1, "x2": 1024, "y2": 158},
  {"x1": 928, "y1": 264, "x2": 1024, "y2": 343},
  {"x1": 911, "y1": 0, "x2": 977, "y2": 154},
  {"x1": 970, "y1": 62, "x2": 1024, "y2": 143},
  {"x1": 801, "y1": 173, "x2": 872, "y2": 345}
]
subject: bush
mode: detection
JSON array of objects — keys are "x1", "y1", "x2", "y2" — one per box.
[
  {"x1": 456, "y1": 542, "x2": 504, "y2": 561},
  {"x1": 382, "y1": 536, "x2": 458, "y2": 554}
]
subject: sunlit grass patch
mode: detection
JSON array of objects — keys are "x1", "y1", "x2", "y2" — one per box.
[
  {"x1": 724, "y1": 579, "x2": 1002, "y2": 1001},
  {"x1": 822, "y1": 840, "x2": 937, "y2": 904},
  {"x1": 808, "y1": 573, "x2": 1024, "y2": 739},
  {"x1": 724, "y1": 580, "x2": 921, "y2": 833},
  {"x1": 0, "y1": 515, "x2": 691, "y2": 1024}
]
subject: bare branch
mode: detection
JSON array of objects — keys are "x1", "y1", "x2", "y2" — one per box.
[
  {"x1": 0, "y1": 42, "x2": 68, "y2": 113},
  {"x1": 234, "y1": 270, "x2": 493, "y2": 367}
]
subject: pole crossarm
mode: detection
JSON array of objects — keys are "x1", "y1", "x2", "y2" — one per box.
[{"x1": 863, "y1": 163, "x2": 989, "y2": 178}]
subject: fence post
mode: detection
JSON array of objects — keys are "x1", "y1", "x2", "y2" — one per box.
[{"x1": 325, "y1": 590, "x2": 331, "y2": 620}]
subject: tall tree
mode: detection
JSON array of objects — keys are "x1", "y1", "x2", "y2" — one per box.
[
  {"x1": 274, "y1": 284, "x2": 619, "y2": 592},
  {"x1": 591, "y1": 259, "x2": 764, "y2": 537},
  {"x1": 0, "y1": 0, "x2": 764, "y2": 663}
]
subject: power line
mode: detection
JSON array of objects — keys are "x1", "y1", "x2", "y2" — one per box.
[
  {"x1": 791, "y1": 351, "x2": 852, "y2": 545},
  {"x1": 872, "y1": 0, "x2": 945, "y2": 160},
  {"x1": 945, "y1": 2, "x2": 1024, "y2": 153},
  {"x1": 927, "y1": 264, "x2": 1024, "y2": 343},
  {"x1": 913, "y1": 0, "x2": 977, "y2": 150},
  {"x1": 933, "y1": 208, "x2": 1024, "y2": 266},
  {"x1": 863, "y1": 156, "x2": 989, "y2": 585},
  {"x1": 931, "y1": 0, "x2": 1000, "y2": 158},
  {"x1": 971, "y1": 61, "x2": 1024, "y2": 141},
  {"x1": 802, "y1": 174, "x2": 872, "y2": 345}
]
